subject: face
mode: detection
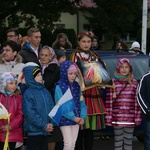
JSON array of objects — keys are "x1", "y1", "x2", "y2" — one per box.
[
  {"x1": 34, "y1": 72, "x2": 43, "y2": 83},
  {"x1": 2, "y1": 45, "x2": 17, "y2": 61},
  {"x1": 133, "y1": 47, "x2": 140, "y2": 51},
  {"x1": 119, "y1": 62, "x2": 130, "y2": 76},
  {"x1": 118, "y1": 43, "x2": 122, "y2": 49},
  {"x1": 7, "y1": 31, "x2": 18, "y2": 43},
  {"x1": 78, "y1": 36, "x2": 92, "y2": 51},
  {"x1": 58, "y1": 56, "x2": 66, "y2": 65},
  {"x1": 6, "y1": 80, "x2": 17, "y2": 93},
  {"x1": 59, "y1": 38, "x2": 66, "y2": 46},
  {"x1": 28, "y1": 31, "x2": 41, "y2": 49},
  {"x1": 68, "y1": 72, "x2": 77, "y2": 83},
  {"x1": 92, "y1": 38, "x2": 98, "y2": 47},
  {"x1": 39, "y1": 48, "x2": 51, "y2": 64}
]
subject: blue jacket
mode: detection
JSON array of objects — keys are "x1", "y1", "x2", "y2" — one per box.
[
  {"x1": 55, "y1": 61, "x2": 87, "y2": 126},
  {"x1": 22, "y1": 65, "x2": 55, "y2": 136}
]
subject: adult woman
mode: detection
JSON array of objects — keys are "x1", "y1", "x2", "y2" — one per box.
[
  {"x1": 70, "y1": 31, "x2": 108, "y2": 150},
  {"x1": 39, "y1": 45, "x2": 63, "y2": 150},
  {"x1": 52, "y1": 33, "x2": 72, "y2": 50},
  {"x1": 0, "y1": 40, "x2": 24, "y2": 78},
  {"x1": 117, "y1": 41, "x2": 128, "y2": 52}
]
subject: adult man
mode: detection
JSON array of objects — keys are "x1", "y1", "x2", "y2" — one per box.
[
  {"x1": 6, "y1": 28, "x2": 19, "y2": 43},
  {"x1": 137, "y1": 59, "x2": 150, "y2": 150},
  {"x1": 20, "y1": 28, "x2": 42, "y2": 65}
]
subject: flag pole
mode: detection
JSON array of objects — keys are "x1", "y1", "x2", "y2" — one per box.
[{"x1": 141, "y1": 0, "x2": 147, "y2": 54}]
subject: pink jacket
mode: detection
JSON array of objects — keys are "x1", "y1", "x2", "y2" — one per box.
[
  {"x1": 105, "y1": 79, "x2": 142, "y2": 127},
  {"x1": 0, "y1": 93, "x2": 23, "y2": 143}
]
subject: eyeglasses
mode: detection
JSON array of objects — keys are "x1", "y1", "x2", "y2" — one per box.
[
  {"x1": 6, "y1": 35, "x2": 16, "y2": 38},
  {"x1": 1, "y1": 49, "x2": 13, "y2": 53}
]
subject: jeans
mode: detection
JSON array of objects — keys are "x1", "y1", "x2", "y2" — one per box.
[{"x1": 144, "y1": 120, "x2": 150, "y2": 150}]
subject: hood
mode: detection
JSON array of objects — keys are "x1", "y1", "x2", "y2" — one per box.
[
  {"x1": 59, "y1": 61, "x2": 75, "y2": 84},
  {"x1": 23, "y1": 65, "x2": 44, "y2": 89},
  {"x1": 21, "y1": 42, "x2": 33, "y2": 52},
  {"x1": 0, "y1": 54, "x2": 23, "y2": 64}
]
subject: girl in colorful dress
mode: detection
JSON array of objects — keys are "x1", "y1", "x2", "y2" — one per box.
[
  {"x1": 105, "y1": 58, "x2": 142, "y2": 150},
  {"x1": 70, "y1": 31, "x2": 107, "y2": 150}
]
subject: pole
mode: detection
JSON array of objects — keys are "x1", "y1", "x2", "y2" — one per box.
[{"x1": 141, "y1": 0, "x2": 147, "y2": 54}]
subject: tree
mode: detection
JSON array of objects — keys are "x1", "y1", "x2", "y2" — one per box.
[
  {"x1": 0, "y1": 0, "x2": 81, "y2": 29},
  {"x1": 85, "y1": 0, "x2": 142, "y2": 49}
]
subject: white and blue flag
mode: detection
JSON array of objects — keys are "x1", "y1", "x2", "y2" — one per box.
[{"x1": 48, "y1": 88, "x2": 75, "y2": 125}]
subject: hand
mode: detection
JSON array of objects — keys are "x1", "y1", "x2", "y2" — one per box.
[
  {"x1": 0, "y1": 125, "x2": 10, "y2": 131},
  {"x1": 78, "y1": 118, "x2": 84, "y2": 125},
  {"x1": 74, "y1": 117, "x2": 81, "y2": 123},
  {"x1": 45, "y1": 123, "x2": 53, "y2": 132}
]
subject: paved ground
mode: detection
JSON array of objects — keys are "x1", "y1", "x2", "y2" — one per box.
[{"x1": 92, "y1": 136, "x2": 143, "y2": 150}]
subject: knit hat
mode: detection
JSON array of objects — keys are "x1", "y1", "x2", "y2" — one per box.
[
  {"x1": 0, "y1": 72, "x2": 17, "y2": 87},
  {"x1": 33, "y1": 67, "x2": 41, "y2": 78},
  {"x1": 116, "y1": 58, "x2": 132, "y2": 73},
  {"x1": 131, "y1": 41, "x2": 140, "y2": 49},
  {"x1": 67, "y1": 64, "x2": 78, "y2": 73},
  {"x1": 55, "y1": 50, "x2": 66, "y2": 60}
]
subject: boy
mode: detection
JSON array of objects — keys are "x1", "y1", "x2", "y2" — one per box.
[{"x1": 22, "y1": 65, "x2": 55, "y2": 150}]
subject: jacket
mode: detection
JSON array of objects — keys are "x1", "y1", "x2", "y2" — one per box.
[
  {"x1": 137, "y1": 72, "x2": 150, "y2": 120},
  {"x1": 105, "y1": 79, "x2": 142, "y2": 127},
  {"x1": 0, "y1": 93, "x2": 23, "y2": 143},
  {"x1": 20, "y1": 42, "x2": 41, "y2": 65},
  {"x1": 55, "y1": 61, "x2": 87, "y2": 127},
  {"x1": 43, "y1": 63, "x2": 60, "y2": 100},
  {"x1": 0, "y1": 54, "x2": 24, "y2": 77},
  {"x1": 22, "y1": 65, "x2": 55, "y2": 136}
]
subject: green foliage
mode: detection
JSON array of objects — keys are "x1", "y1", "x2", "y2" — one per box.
[
  {"x1": 86, "y1": 0, "x2": 142, "y2": 48},
  {"x1": 0, "y1": 0, "x2": 79, "y2": 30},
  {"x1": 53, "y1": 29, "x2": 77, "y2": 48}
]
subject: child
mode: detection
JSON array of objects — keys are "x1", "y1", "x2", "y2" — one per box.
[
  {"x1": 0, "y1": 72, "x2": 23, "y2": 150},
  {"x1": 55, "y1": 49, "x2": 67, "y2": 66},
  {"x1": 22, "y1": 65, "x2": 55, "y2": 150},
  {"x1": 54, "y1": 60, "x2": 87, "y2": 150},
  {"x1": 105, "y1": 58, "x2": 142, "y2": 150}
]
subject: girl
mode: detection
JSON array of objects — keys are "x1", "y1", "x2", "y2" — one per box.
[
  {"x1": 0, "y1": 72, "x2": 23, "y2": 150},
  {"x1": 54, "y1": 61, "x2": 87, "y2": 150},
  {"x1": 70, "y1": 31, "x2": 107, "y2": 150},
  {"x1": 105, "y1": 58, "x2": 142, "y2": 150}
]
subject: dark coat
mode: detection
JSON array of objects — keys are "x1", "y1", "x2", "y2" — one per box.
[
  {"x1": 20, "y1": 42, "x2": 42, "y2": 65},
  {"x1": 43, "y1": 63, "x2": 60, "y2": 100}
]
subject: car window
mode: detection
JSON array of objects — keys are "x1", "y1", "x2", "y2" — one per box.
[{"x1": 103, "y1": 57, "x2": 150, "y2": 81}]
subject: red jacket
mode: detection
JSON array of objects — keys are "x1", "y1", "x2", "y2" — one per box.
[{"x1": 0, "y1": 93, "x2": 23, "y2": 143}]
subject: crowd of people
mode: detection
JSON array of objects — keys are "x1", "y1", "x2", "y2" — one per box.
[{"x1": 0, "y1": 27, "x2": 149, "y2": 150}]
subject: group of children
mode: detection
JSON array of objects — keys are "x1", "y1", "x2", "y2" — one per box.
[{"x1": 0, "y1": 31, "x2": 145, "y2": 150}]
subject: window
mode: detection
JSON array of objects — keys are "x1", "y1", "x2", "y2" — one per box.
[{"x1": 55, "y1": 24, "x2": 65, "y2": 29}]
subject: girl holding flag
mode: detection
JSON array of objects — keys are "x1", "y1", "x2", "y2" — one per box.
[{"x1": 53, "y1": 61, "x2": 87, "y2": 150}]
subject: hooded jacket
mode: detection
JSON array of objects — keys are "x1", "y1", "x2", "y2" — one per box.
[
  {"x1": 55, "y1": 61, "x2": 87, "y2": 126},
  {"x1": 0, "y1": 90, "x2": 23, "y2": 143},
  {"x1": 22, "y1": 65, "x2": 55, "y2": 136}
]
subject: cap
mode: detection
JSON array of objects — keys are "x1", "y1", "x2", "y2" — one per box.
[
  {"x1": 131, "y1": 41, "x2": 140, "y2": 49},
  {"x1": 32, "y1": 67, "x2": 41, "y2": 78}
]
